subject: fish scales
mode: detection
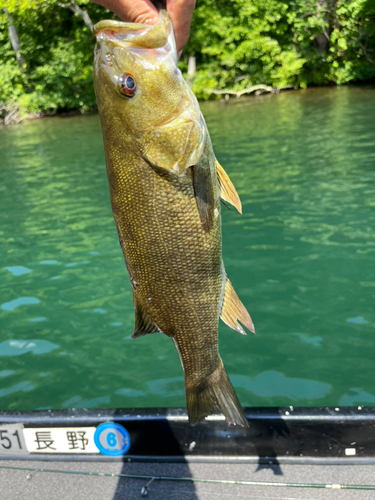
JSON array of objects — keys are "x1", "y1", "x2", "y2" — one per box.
[
  {"x1": 113, "y1": 144, "x2": 222, "y2": 364},
  {"x1": 94, "y1": 11, "x2": 254, "y2": 426}
]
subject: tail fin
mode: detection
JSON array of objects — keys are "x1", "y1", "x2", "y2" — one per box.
[{"x1": 186, "y1": 359, "x2": 249, "y2": 427}]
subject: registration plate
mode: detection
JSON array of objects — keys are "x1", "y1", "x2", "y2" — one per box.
[{"x1": 0, "y1": 423, "x2": 128, "y2": 455}]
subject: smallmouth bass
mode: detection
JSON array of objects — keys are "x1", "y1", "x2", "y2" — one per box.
[{"x1": 93, "y1": 12, "x2": 254, "y2": 426}]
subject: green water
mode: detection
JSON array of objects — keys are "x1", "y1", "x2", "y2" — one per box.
[{"x1": 0, "y1": 86, "x2": 375, "y2": 411}]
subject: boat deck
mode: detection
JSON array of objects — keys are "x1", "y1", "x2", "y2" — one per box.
[{"x1": 1, "y1": 459, "x2": 374, "y2": 499}]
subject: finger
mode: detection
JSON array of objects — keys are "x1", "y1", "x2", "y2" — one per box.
[
  {"x1": 91, "y1": 0, "x2": 159, "y2": 25},
  {"x1": 166, "y1": 0, "x2": 196, "y2": 52}
]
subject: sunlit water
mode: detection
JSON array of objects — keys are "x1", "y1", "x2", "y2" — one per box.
[{"x1": 0, "y1": 86, "x2": 374, "y2": 411}]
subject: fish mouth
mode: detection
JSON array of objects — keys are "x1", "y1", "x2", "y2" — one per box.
[
  {"x1": 93, "y1": 11, "x2": 171, "y2": 49},
  {"x1": 93, "y1": 20, "x2": 150, "y2": 40}
]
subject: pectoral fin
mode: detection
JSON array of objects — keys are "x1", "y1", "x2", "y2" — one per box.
[
  {"x1": 216, "y1": 160, "x2": 242, "y2": 214},
  {"x1": 193, "y1": 157, "x2": 215, "y2": 233},
  {"x1": 220, "y1": 276, "x2": 255, "y2": 334},
  {"x1": 142, "y1": 116, "x2": 206, "y2": 176},
  {"x1": 132, "y1": 296, "x2": 160, "y2": 339}
]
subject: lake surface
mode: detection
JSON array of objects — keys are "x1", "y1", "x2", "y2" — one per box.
[{"x1": 0, "y1": 86, "x2": 374, "y2": 411}]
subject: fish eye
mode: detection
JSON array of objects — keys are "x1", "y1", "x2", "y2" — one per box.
[{"x1": 119, "y1": 73, "x2": 136, "y2": 97}]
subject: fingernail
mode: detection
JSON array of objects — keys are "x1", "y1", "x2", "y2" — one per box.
[
  {"x1": 177, "y1": 50, "x2": 182, "y2": 59},
  {"x1": 144, "y1": 16, "x2": 159, "y2": 25}
]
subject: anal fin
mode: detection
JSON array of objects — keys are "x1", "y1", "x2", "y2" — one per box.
[
  {"x1": 220, "y1": 277, "x2": 255, "y2": 334},
  {"x1": 216, "y1": 159, "x2": 242, "y2": 214},
  {"x1": 132, "y1": 295, "x2": 160, "y2": 339}
]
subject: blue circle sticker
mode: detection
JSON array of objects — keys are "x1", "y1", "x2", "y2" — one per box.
[{"x1": 94, "y1": 423, "x2": 131, "y2": 456}]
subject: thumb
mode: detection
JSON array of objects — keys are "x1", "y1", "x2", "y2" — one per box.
[
  {"x1": 91, "y1": 0, "x2": 159, "y2": 25},
  {"x1": 167, "y1": 0, "x2": 196, "y2": 52}
]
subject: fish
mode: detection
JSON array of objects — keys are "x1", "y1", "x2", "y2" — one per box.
[{"x1": 93, "y1": 11, "x2": 254, "y2": 426}]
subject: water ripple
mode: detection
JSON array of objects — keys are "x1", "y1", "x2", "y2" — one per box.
[
  {"x1": 0, "y1": 382, "x2": 35, "y2": 398},
  {"x1": 1, "y1": 297, "x2": 40, "y2": 311},
  {"x1": 115, "y1": 388, "x2": 146, "y2": 397},
  {"x1": 339, "y1": 388, "x2": 375, "y2": 406},
  {"x1": 232, "y1": 371, "x2": 332, "y2": 401},
  {"x1": 346, "y1": 316, "x2": 369, "y2": 325},
  {"x1": 0, "y1": 340, "x2": 59, "y2": 356},
  {"x1": 147, "y1": 377, "x2": 184, "y2": 397},
  {"x1": 5, "y1": 266, "x2": 31, "y2": 276}
]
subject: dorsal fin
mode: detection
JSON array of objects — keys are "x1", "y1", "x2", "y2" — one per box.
[
  {"x1": 216, "y1": 159, "x2": 242, "y2": 214},
  {"x1": 132, "y1": 296, "x2": 160, "y2": 339},
  {"x1": 220, "y1": 276, "x2": 255, "y2": 334}
]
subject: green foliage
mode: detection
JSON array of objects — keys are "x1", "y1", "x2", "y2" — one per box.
[
  {"x1": 285, "y1": 0, "x2": 375, "y2": 86},
  {"x1": 183, "y1": 0, "x2": 306, "y2": 97},
  {"x1": 0, "y1": 0, "x2": 375, "y2": 120},
  {"x1": 0, "y1": 0, "x2": 115, "y2": 119},
  {"x1": 182, "y1": 0, "x2": 375, "y2": 97}
]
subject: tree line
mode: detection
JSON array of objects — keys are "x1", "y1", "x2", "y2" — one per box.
[{"x1": 1, "y1": 0, "x2": 374, "y2": 124}]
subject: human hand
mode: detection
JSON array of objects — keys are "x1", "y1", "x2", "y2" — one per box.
[{"x1": 91, "y1": 0, "x2": 195, "y2": 53}]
